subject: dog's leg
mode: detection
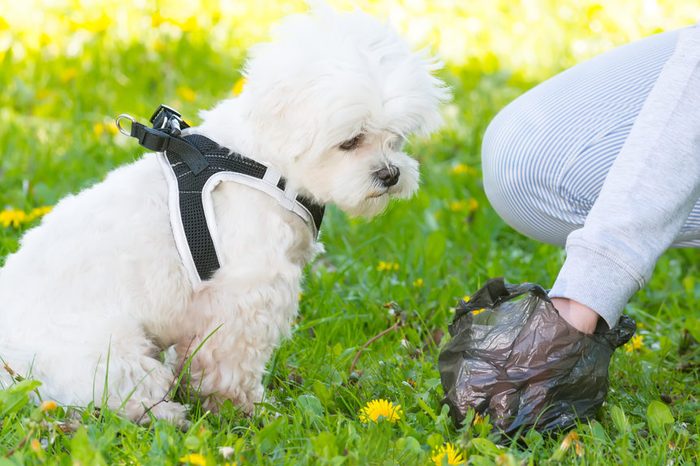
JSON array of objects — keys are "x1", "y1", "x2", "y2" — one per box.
[
  {"x1": 14, "y1": 324, "x2": 189, "y2": 425},
  {"x1": 101, "y1": 353, "x2": 188, "y2": 426},
  {"x1": 176, "y1": 280, "x2": 298, "y2": 414}
]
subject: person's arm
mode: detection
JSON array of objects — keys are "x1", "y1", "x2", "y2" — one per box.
[{"x1": 550, "y1": 25, "x2": 700, "y2": 330}]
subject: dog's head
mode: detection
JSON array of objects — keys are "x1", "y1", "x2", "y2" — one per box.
[{"x1": 205, "y1": 5, "x2": 449, "y2": 217}]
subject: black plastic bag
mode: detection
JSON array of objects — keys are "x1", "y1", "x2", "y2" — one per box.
[{"x1": 439, "y1": 278, "x2": 636, "y2": 436}]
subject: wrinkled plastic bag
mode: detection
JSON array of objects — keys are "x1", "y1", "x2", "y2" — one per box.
[{"x1": 439, "y1": 278, "x2": 636, "y2": 436}]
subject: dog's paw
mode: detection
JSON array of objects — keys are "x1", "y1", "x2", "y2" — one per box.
[
  {"x1": 148, "y1": 401, "x2": 190, "y2": 428},
  {"x1": 200, "y1": 385, "x2": 263, "y2": 416},
  {"x1": 121, "y1": 399, "x2": 189, "y2": 428},
  {"x1": 201, "y1": 395, "x2": 223, "y2": 414}
]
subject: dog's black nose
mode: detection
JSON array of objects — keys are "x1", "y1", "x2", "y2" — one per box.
[{"x1": 375, "y1": 165, "x2": 400, "y2": 187}]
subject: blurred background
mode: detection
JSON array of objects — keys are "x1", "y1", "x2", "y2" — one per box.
[
  {"x1": 3, "y1": 0, "x2": 698, "y2": 77},
  {"x1": 0, "y1": 0, "x2": 698, "y2": 207}
]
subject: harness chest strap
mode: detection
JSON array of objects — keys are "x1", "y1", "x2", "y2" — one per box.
[{"x1": 117, "y1": 106, "x2": 325, "y2": 286}]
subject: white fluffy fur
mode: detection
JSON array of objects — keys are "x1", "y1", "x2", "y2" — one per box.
[{"x1": 0, "y1": 5, "x2": 447, "y2": 423}]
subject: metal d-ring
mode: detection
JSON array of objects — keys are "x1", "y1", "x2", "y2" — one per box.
[{"x1": 115, "y1": 114, "x2": 136, "y2": 137}]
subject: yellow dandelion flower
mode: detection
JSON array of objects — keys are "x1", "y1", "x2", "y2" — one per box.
[
  {"x1": 93, "y1": 121, "x2": 118, "y2": 137},
  {"x1": 30, "y1": 438, "x2": 41, "y2": 452},
  {"x1": 451, "y1": 163, "x2": 477, "y2": 176},
  {"x1": 449, "y1": 200, "x2": 467, "y2": 212},
  {"x1": 358, "y1": 399, "x2": 402, "y2": 424},
  {"x1": 107, "y1": 122, "x2": 119, "y2": 135},
  {"x1": 93, "y1": 122, "x2": 105, "y2": 137},
  {"x1": 0, "y1": 209, "x2": 27, "y2": 228},
  {"x1": 151, "y1": 12, "x2": 165, "y2": 27},
  {"x1": 179, "y1": 453, "x2": 207, "y2": 466},
  {"x1": 151, "y1": 38, "x2": 166, "y2": 53},
  {"x1": 59, "y1": 67, "x2": 78, "y2": 83},
  {"x1": 232, "y1": 77, "x2": 246, "y2": 96},
  {"x1": 178, "y1": 16, "x2": 198, "y2": 32},
  {"x1": 40, "y1": 400, "x2": 57, "y2": 412},
  {"x1": 177, "y1": 86, "x2": 197, "y2": 103},
  {"x1": 35, "y1": 88, "x2": 52, "y2": 100},
  {"x1": 33, "y1": 206, "x2": 52, "y2": 215},
  {"x1": 472, "y1": 412, "x2": 484, "y2": 425},
  {"x1": 82, "y1": 15, "x2": 111, "y2": 33},
  {"x1": 450, "y1": 199, "x2": 479, "y2": 213},
  {"x1": 431, "y1": 443, "x2": 466, "y2": 465},
  {"x1": 376, "y1": 261, "x2": 399, "y2": 272},
  {"x1": 461, "y1": 295, "x2": 485, "y2": 315},
  {"x1": 413, "y1": 278, "x2": 424, "y2": 288},
  {"x1": 26, "y1": 206, "x2": 52, "y2": 223},
  {"x1": 451, "y1": 163, "x2": 470, "y2": 175},
  {"x1": 625, "y1": 335, "x2": 644, "y2": 353}
]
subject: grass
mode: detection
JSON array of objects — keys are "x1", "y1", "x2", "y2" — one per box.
[{"x1": 1, "y1": 13, "x2": 700, "y2": 466}]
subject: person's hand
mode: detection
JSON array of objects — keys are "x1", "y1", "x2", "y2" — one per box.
[
  {"x1": 550, "y1": 297, "x2": 600, "y2": 333},
  {"x1": 439, "y1": 279, "x2": 636, "y2": 436},
  {"x1": 487, "y1": 299, "x2": 610, "y2": 434}
]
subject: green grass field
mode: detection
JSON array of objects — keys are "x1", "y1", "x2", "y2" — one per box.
[{"x1": 1, "y1": 2, "x2": 699, "y2": 464}]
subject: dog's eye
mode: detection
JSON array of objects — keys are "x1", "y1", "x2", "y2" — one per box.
[
  {"x1": 388, "y1": 137, "x2": 405, "y2": 152},
  {"x1": 339, "y1": 134, "x2": 364, "y2": 151}
]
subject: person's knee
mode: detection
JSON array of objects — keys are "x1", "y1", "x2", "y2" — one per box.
[
  {"x1": 481, "y1": 107, "x2": 573, "y2": 246},
  {"x1": 481, "y1": 110, "x2": 514, "y2": 212},
  {"x1": 481, "y1": 107, "x2": 535, "y2": 230}
]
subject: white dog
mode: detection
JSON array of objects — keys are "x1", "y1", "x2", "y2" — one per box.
[{"x1": 0, "y1": 5, "x2": 447, "y2": 423}]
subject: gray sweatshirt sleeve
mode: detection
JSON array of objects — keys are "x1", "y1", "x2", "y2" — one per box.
[{"x1": 549, "y1": 25, "x2": 700, "y2": 328}]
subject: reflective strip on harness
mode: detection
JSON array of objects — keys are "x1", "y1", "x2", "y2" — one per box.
[
  {"x1": 158, "y1": 133, "x2": 324, "y2": 286},
  {"x1": 119, "y1": 106, "x2": 324, "y2": 286}
]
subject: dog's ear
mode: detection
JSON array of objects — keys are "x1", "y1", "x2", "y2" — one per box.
[{"x1": 246, "y1": 79, "x2": 318, "y2": 161}]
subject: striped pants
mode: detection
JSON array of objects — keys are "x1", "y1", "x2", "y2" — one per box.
[{"x1": 482, "y1": 29, "x2": 700, "y2": 248}]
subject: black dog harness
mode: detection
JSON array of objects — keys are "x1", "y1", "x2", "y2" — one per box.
[{"x1": 116, "y1": 105, "x2": 324, "y2": 285}]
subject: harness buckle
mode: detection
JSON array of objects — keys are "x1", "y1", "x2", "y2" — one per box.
[{"x1": 150, "y1": 104, "x2": 190, "y2": 137}]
